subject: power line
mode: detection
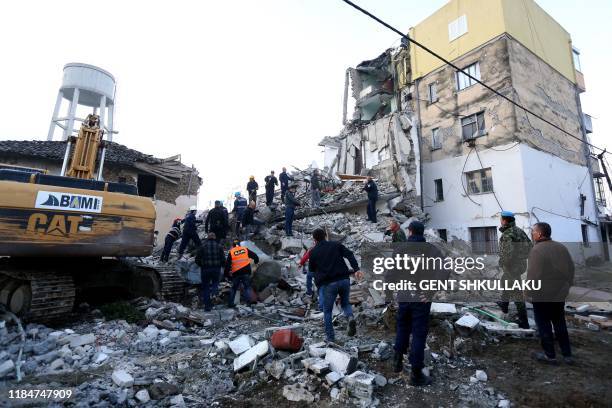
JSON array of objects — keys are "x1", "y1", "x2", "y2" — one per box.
[{"x1": 340, "y1": 0, "x2": 609, "y2": 156}]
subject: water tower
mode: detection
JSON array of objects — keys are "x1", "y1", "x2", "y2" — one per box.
[{"x1": 47, "y1": 63, "x2": 116, "y2": 143}]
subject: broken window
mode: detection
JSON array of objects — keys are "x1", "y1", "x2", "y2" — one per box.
[
  {"x1": 470, "y1": 226, "x2": 498, "y2": 254},
  {"x1": 137, "y1": 174, "x2": 157, "y2": 198},
  {"x1": 456, "y1": 62, "x2": 480, "y2": 91},
  {"x1": 465, "y1": 168, "x2": 493, "y2": 194},
  {"x1": 581, "y1": 224, "x2": 590, "y2": 247},
  {"x1": 432, "y1": 127, "x2": 442, "y2": 150},
  {"x1": 573, "y1": 47, "x2": 582, "y2": 72},
  {"x1": 434, "y1": 178, "x2": 444, "y2": 201},
  {"x1": 461, "y1": 112, "x2": 486, "y2": 141},
  {"x1": 438, "y1": 229, "x2": 448, "y2": 242},
  {"x1": 595, "y1": 177, "x2": 607, "y2": 207},
  {"x1": 448, "y1": 15, "x2": 468, "y2": 42},
  {"x1": 428, "y1": 83, "x2": 438, "y2": 103}
]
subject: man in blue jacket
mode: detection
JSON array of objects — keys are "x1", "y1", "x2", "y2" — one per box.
[
  {"x1": 364, "y1": 176, "x2": 378, "y2": 223},
  {"x1": 308, "y1": 228, "x2": 363, "y2": 342},
  {"x1": 284, "y1": 184, "x2": 300, "y2": 236},
  {"x1": 279, "y1": 167, "x2": 293, "y2": 204},
  {"x1": 232, "y1": 192, "x2": 248, "y2": 235},
  {"x1": 178, "y1": 206, "x2": 202, "y2": 257}
]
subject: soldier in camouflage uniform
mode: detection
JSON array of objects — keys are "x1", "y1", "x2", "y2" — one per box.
[{"x1": 497, "y1": 210, "x2": 532, "y2": 329}]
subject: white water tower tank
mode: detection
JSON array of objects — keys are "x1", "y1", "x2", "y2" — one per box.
[{"x1": 47, "y1": 63, "x2": 116, "y2": 141}]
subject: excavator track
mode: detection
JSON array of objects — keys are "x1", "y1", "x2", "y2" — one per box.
[{"x1": 131, "y1": 262, "x2": 186, "y2": 303}]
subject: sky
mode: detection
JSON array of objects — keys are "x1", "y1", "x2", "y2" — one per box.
[{"x1": 1, "y1": 0, "x2": 611, "y2": 209}]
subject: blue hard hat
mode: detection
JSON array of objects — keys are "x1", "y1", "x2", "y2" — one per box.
[
  {"x1": 500, "y1": 210, "x2": 514, "y2": 217},
  {"x1": 234, "y1": 192, "x2": 241, "y2": 197}
]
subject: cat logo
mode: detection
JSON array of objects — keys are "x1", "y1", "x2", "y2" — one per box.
[
  {"x1": 27, "y1": 213, "x2": 89, "y2": 236},
  {"x1": 35, "y1": 191, "x2": 103, "y2": 213}
]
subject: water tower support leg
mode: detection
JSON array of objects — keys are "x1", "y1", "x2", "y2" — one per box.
[
  {"x1": 47, "y1": 91, "x2": 63, "y2": 141},
  {"x1": 63, "y1": 88, "x2": 80, "y2": 141}
]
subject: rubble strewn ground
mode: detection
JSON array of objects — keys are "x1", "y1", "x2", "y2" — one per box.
[{"x1": 1, "y1": 177, "x2": 612, "y2": 407}]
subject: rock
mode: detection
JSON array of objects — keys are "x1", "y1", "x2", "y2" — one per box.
[
  {"x1": 33, "y1": 338, "x2": 57, "y2": 355},
  {"x1": 330, "y1": 387, "x2": 341, "y2": 400},
  {"x1": 0, "y1": 351, "x2": 8, "y2": 362},
  {"x1": 112, "y1": 369, "x2": 134, "y2": 387},
  {"x1": 265, "y1": 361, "x2": 286, "y2": 379},
  {"x1": 0, "y1": 359, "x2": 15, "y2": 378},
  {"x1": 34, "y1": 350, "x2": 59, "y2": 364},
  {"x1": 228, "y1": 334, "x2": 254, "y2": 355},
  {"x1": 159, "y1": 337, "x2": 171, "y2": 346},
  {"x1": 475, "y1": 370, "x2": 488, "y2": 382},
  {"x1": 135, "y1": 389, "x2": 150, "y2": 403},
  {"x1": 49, "y1": 358, "x2": 64, "y2": 371},
  {"x1": 169, "y1": 394, "x2": 185, "y2": 406},
  {"x1": 233, "y1": 341, "x2": 269, "y2": 372},
  {"x1": 280, "y1": 237, "x2": 304, "y2": 254},
  {"x1": 282, "y1": 384, "x2": 315, "y2": 403},
  {"x1": 252, "y1": 261, "x2": 282, "y2": 292},
  {"x1": 70, "y1": 333, "x2": 96, "y2": 348},
  {"x1": 586, "y1": 322, "x2": 600, "y2": 331},
  {"x1": 148, "y1": 382, "x2": 179, "y2": 399},
  {"x1": 364, "y1": 232, "x2": 385, "y2": 242},
  {"x1": 498, "y1": 399, "x2": 511, "y2": 407},
  {"x1": 142, "y1": 325, "x2": 159, "y2": 339},
  {"x1": 93, "y1": 352, "x2": 108, "y2": 364},
  {"x1": 374, "y1": 374, "x2": 387, "y2": 387},
  {"x1": 325, "y1": 348, "x2": 357, "y2": 375}
]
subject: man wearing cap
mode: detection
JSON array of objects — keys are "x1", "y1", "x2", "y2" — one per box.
[
  {"x1": 279, "y1": 167, "x2": 293, "y2": 204},
  {"x1": 392, "y1": 221, "x2": 445, "y2": 386},
  {"x1": 178, "y1": 206, "x2": 202, "y2": 257},
  {"x1": 264, "y1": 170, "x2": 278, "y2": 207},
  {"x1": 195, "y1": 232, "x2": 225, "y2": 311},
  {"x1": 284, "y1": 184, "x2": 300, "y2": 236},
  {"x1": 205, "y1": 201, "x2": 229, "y2": 243},
  {"x1": 247, "y1": 176, "x2": 259, "y2": 204},
  {"x1": 497, "y1": 210, "x2": 532, "y2": 329},
  {"x1": 232, "y1": 192, "x2": 248, "y2": 236},
  {"x1": 225, "y1": 239, "x2": 259, "y2": 308}
]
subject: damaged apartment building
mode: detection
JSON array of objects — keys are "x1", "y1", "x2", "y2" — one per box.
[
  {"x1": 0, "y1": 140, "x2": 201, "y2": 239},
  {"x1": 320, "y1": 0, "x2": 609, "y2": 262}
]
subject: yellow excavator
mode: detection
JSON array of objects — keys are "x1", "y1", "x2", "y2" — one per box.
[{"x1": 0, "y1": 114, "x2": 184, "y2": 322}]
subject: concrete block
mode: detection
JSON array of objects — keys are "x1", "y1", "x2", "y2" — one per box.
[
  {"x1": 282, "y1": 384, "x2": 315, "y2": 403},
  {"x1": 325, "y1": 348, "x2": 357, "y2": 375},
  {"x1": 309, "y1": 342, "x2": 327, "y2": 358},
  {"x1": 344, "y1": 371, "x2": 376, "y2": 400},
  {"x1": 135, "y1": 389, "x2": 150, "y2": 403},
  {"x1": 0, "y1": 359, "x2": 15, "y2": 377},
  {"x1": 455, "y1": 313, "x2": 480, "y2": 329},
  {"x1": 112, "y1": 369, "x2": 134, "y2": 387},
  {"x1": 233, "y1": 341, "x2": 269, "y2": 372},
  {"x1": 325, "y1": 371, "x2": 344, "y2": 385},
  {"x1": 229, "y1": 334, "x2": 254, "y2": 355},
  {"x1": 280, "y1": 237, "x2": 303, "y2": 254},
  {"x1": 431, "y1": 302, "x2": 457, "y2": 314},
  {"x1": 70, "y1": 333, "x2": 96, "y2": 348}
]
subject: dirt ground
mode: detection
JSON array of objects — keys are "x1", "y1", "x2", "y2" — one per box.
[{"x1": 218, "y1": 320, "x2": 612, "y2": 408}]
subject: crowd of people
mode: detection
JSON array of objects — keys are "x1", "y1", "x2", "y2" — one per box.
[{"x1": 158, "y1": 171, "x2": 576, "y2": 387}]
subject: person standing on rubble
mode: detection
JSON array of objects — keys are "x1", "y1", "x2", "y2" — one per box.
[
  {"x1": 178, "y1": 206, "x2": 202, "y2": 258},
  {"x1": 364, "y1": 176, "x2": 378, "y2": 223},
  {"x1": 525, "y1": 222, "x2": 575, "y2": 365},
  {"x1": 242, "y1": 201, "x2": 264, "y2": 238},
  {"x1": 311, "y1": 169, "x2": 321, "y2": 208},
  {"x1": 195, "y1": 232, "x2": 225, "y2": 311},
  {"x1": 279, "y1": 167, "x2": 292, "y2": 204},
  {"x1": 225, "y1": 239, "x2": 259, "y2": 308},
  {"x1": 264, "y1": 170, "x2": 279, "y2": 207},
  {"x1": 232, "y1": 192, "x2": 248, "y2": 236},
  {"x1": 205, "y1": 200, "x2": 229, "y2": 243},
  {"x1": 392, "y1": 221, "x2": 445, "y2": 386},
  {"x1": 497, "y1": 210, "x2": 532, "y2": 329},
  {"x1": 247, "y1": 176, "x2": 259, "y2": 203},
  {"x1": 284, "y1": 184, "x2": 300, "y2": 236},
  {"x1": 385, "y1": 220, "x2": 407, "y2": 242},
  {"x1": 161, "y1": 218, "x2": 182, "y2": 262},
  {"x1": 308, "y1": 228, "x2": 363, "y2": 343}
]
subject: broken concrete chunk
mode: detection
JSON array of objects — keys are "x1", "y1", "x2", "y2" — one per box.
[
  {"x1": 148, "y1": 382, "x2": 179, "y2": 399},
  {"x1": 282, "y1": 384, "x2": 315, "y2": 403},
  {"x1": 309, "y1": 342, "x2": 328, "y2": 358},
  {"x1": 233, "y1": 341, "x2": 269, "y2": 372},
  {"x1": 374, "y1": 374, "x2": 387, "y2": 387},
  {"x1": 280, "y1": 237, "x2": 304, "y2": 254},
  {"x1": 344, "y1": 371, "x2": 376, "y2": 401},
  {"x1": 229, "y1": 334, "x2": 255, "y2": 355},
  {"x1": 93, "y1": 352, "x2": 108, "y2": 364},
  {"x1": 49, "y1": 358, "x2": 64, "y2": 371},
  {"x1": 325, "y1": 371, "x2": 344, "y2": 385},
  {"x1": 325, "y1": 348, "x2": 357, "y2": 375},
  {"x1": 135, "y1": 389, "x2": 150, "y2": 403},
  {"x1": 364, "y1": 232, "x2": 385, "y2": 242},
  {"x1": 475, "y1": 370, "x2": 488, "y2": 382},
  {"x1": 169, "y1": 394, "x2": 185, "y2": 406},
  {"x1": 265, "y1": 361, "x2": 286, "y2": 380},
  {"x1": 0, "y1": 359, "x2": 15, "y2": 378},
  {"x1": 112, "y1": 369, "x2": 134, "y2": 387},
  {"x1": 141, "y1": 325, "x2": 160, "y2": 339},
  {"x1": 431, "y1": 302, "x2": 457, "y2": 314},
  {"x1": 70, "y1": 333, "x2": 96, "y2": 348},
  {"x1": 455, "y1": 313, "x2": 480, "y2": 330}
]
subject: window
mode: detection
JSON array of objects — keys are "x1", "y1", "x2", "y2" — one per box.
[
  {"x1": 581, "y1": 224, "x2": 589, "y2": 247},
  {"x1": 448, "y1": 15, "x2": 468, "y2": 41},
  {"x1": 434, "y1": 179, "x2": 444, "y2": 201},
  {"x1": 573, "y1": 47, "x2": 582, "y2": 72},
  {"x1": 456, "y1": 62, "x2": 480, "y2": 91},
  {"x1": 428, "y1": 83, "x2": 438, "y2": 103},
  {"x1": 438, "y1": 229, "x2": 448, "y2": 242},
  {"x1": 432, "y1": 127, "x2": 442, "y2": 150},
  {"x1": 137, "y1": 174, "x2": 157, "y2": 198},
  {"x1": 470, "y1": 226, "x2": 498, "y2": 254},
  {"x1": 465, "y1": 168, "x2": 493, "y2": 194},
  {"x1": 595, "y1": 177, "x2": 606, "y2": 207},
  {"x1": 461, "y1": 112, "x2": 486, "y2": 140}
]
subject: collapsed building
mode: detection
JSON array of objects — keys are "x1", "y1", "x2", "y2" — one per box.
[
  {"x1": 0, "y1": 140, "x2": 201, "y2": 238},
  {"x1": 321, "y1": 0, "x2": 610, "y2": 264}
]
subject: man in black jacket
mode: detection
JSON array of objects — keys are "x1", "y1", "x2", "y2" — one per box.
[
  {"x1": 161, "y1": 218, "x2": 182, "y2": 262},
  {"x1": 242, "y1": 201, "x2": 264, "y2": 238},
  {"x1": 308, "y1": 228, "x2": 363, "y2": 342},
  {"x1": 279, "y1": 167, "x2": 293, "y2": 204},
  {"x1": 311, "y1": 169, "x2": 321, "y2": 208},
  {"x1": 195, "y1": 232, "x2": 225, "y2": 311},
  {"x1": 247, "y1": 176, "x2": 259, "y2": 203},
  {"x1": 205, "y1": 201, "x2": 229, "y2": 242},
  {"x1": 284, "y1": 185, "x2": 300, "y2": 237},
  {"x1": 178, "y1": 206, "x2": 202, "y2": 257},
  {"x1": 225, "y1": 239, "x2": 260, "y2": 307},
  {"x1": 264, "y1": 171, "x2": 278, "y2": 206},
  {"x1": 364, "y1": 176, "x2": 378, "y2": 223}
]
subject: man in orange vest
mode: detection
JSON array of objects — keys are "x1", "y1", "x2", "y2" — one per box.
[{"x1": 225, "y1": 239, "x2": 259, "y2": 308}]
